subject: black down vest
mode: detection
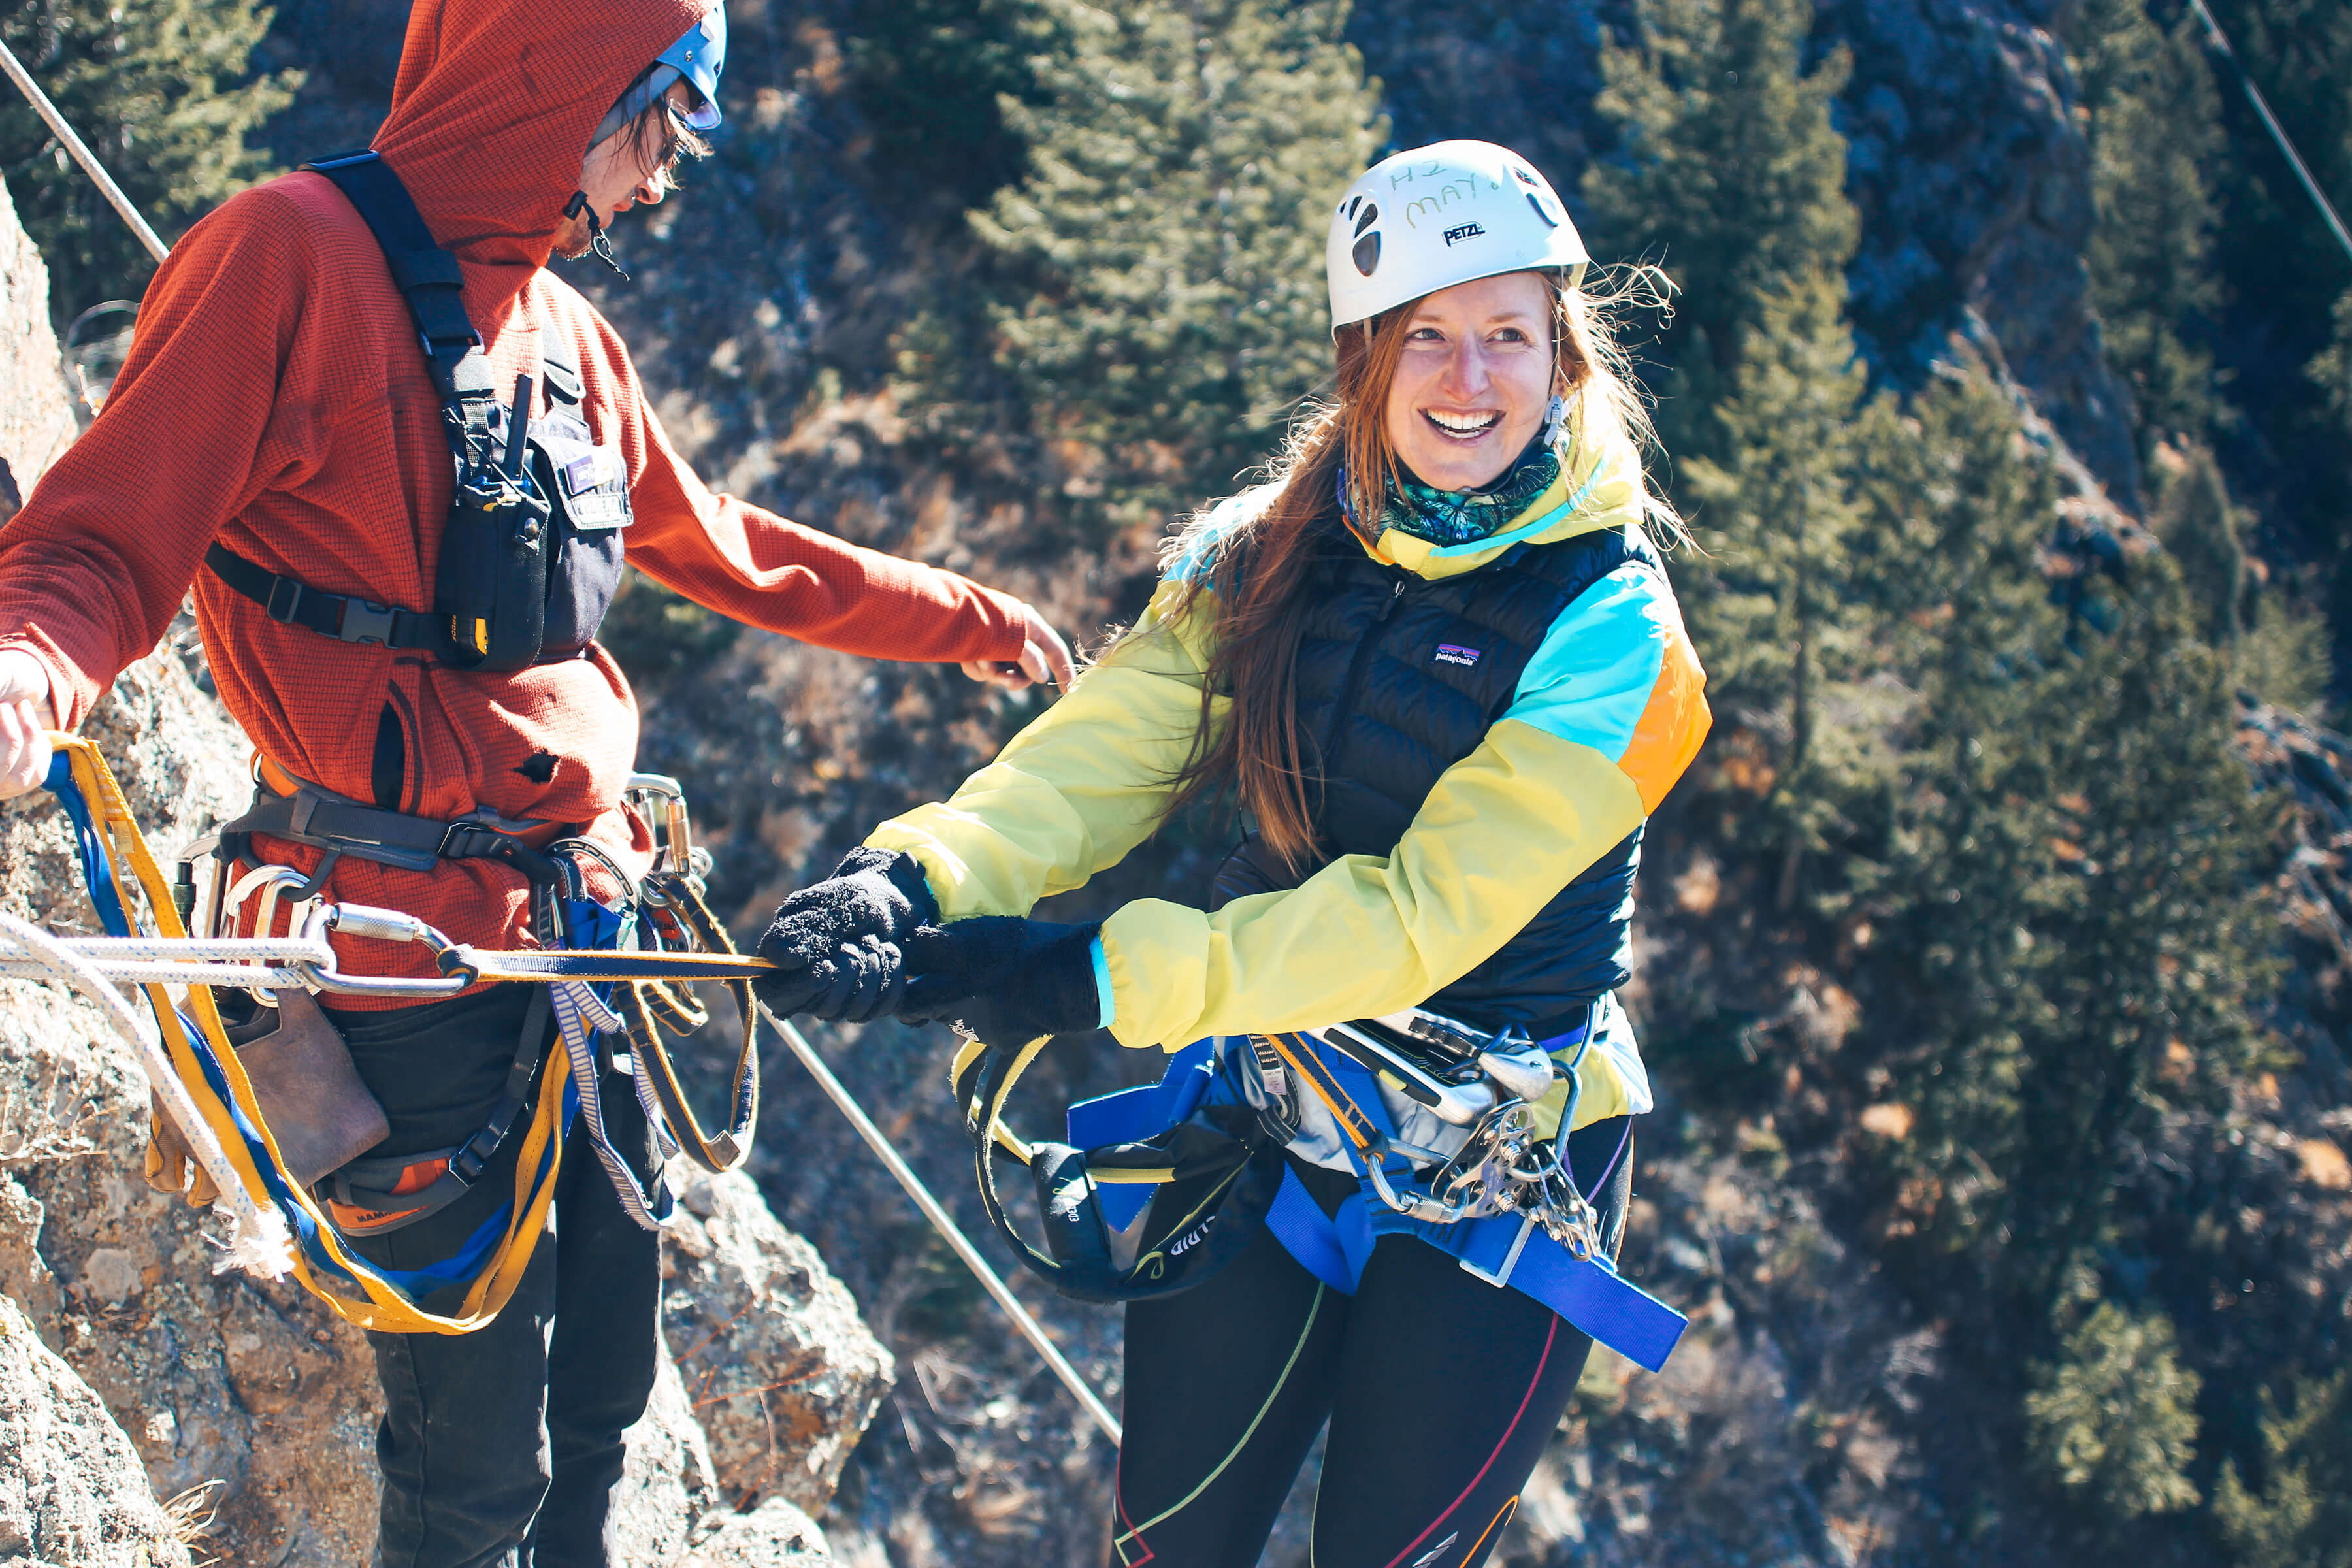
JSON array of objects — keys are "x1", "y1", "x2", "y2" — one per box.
[{"x1": 1211, "y1": 517, "x2": 1660, "y2": 1035}]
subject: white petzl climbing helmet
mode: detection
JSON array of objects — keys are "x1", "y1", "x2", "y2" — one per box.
[{"x1": 1326, "y1": 140, "x2": 1590, "y2": 332}]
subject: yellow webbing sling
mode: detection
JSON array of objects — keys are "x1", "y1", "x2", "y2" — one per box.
[{"x1": 54, "y1": 736, "x2": 563, "y2": 1334}]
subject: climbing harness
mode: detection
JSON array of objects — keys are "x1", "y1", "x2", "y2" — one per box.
[
  {"x1": 9, "y1": 737, "x2": 1127, "y2": 1443},
  {"x1": 950, "y1": 1026, "x2": 1292, "y2": 1305},
  {"x1": 20, "y1": 736, "x2": 762, "y2": 1333},
  {"x1": 954, "y1": 1010, "x2": 1688, "y2": 1372}
]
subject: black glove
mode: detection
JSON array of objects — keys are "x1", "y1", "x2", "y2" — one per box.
[
  {"x1": 753, "y1": 848, "x2": 939, "y2": 1022},
  {"x1": 897, "y1": 917, "x2": 1104, "y2": 1043}
]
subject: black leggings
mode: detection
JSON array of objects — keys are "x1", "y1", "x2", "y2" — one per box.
[{"x1": 1111, "y1": 1117, "x2": 1633, "y2": 1568}]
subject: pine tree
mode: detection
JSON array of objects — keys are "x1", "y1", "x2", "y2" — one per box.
[
  {"x1": 1845, "y1": 377, "x2": 2066, "y2": 1274},
  {"x1": 1679, "y1": 266, "x2": 1869, "y2": 907},
  {"x1": 1581, "y1": 0, "x2": 1853, "y2": 468},
  {"x1": 0, "y1": 0, "x2": 296, "y2": 319},
  {"x1": 963, "y1": 0, "x2": 1378, "y2": 535},
  {"x1": 2214, "y1": 1368, "x2": 2352, "y2": 1567},
  {"x1": 2068, "y1": 0, "x2": 2229, "y2": 451},
  {"x1": 1850, "y1": 374, "x2": 2274, "y2": 1348},
  {"x1": 2025, "y1": 1301, "x2": 2204, "y2": 1520},
  {"x1": 1586, "y1": 0, "x2": 1868, "y2": 909}
]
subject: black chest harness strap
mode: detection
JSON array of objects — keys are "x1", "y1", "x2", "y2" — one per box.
[{"x1": 206, "y1": 148, "x2": 587, "y2": 673}]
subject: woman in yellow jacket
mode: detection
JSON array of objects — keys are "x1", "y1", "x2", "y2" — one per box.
[{"x1": 760, "y1": 140, "x2": 1710, "y2": 1568}]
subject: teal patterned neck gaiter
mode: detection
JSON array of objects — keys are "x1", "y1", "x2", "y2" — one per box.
[{"x1": 1341, "y1": 435, "x2": 1563, "y2": 547}]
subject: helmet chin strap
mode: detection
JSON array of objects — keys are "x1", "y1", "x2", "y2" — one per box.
[{"x1": 562, "y1": 191, "x2": 630, "y2": 280}]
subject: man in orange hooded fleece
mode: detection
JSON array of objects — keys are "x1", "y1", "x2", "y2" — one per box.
[{"x1": 0, "y1": 2, "x2": 1068, "y2": 1561}]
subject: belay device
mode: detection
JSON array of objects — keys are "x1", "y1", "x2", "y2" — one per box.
[{"x1": 203, "y1": 149, "x2": 632, "y2": 671}]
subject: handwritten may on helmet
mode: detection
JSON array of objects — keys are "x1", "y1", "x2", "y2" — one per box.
[{"x1": 1326, "y1": 140, "x2": 1591, "y2": 331}]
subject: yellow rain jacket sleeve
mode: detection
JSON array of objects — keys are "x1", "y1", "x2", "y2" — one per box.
[{"x1": 867, "y1": 576, "x2": 1215, "y2": 920}]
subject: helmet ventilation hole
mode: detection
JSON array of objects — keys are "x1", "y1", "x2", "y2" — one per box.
[
  {"x1": 1526, "y1": 193, "x2": 1558, "y2": 227},
  {"x1": 1352, "y1": 202, "x2": 1379, "y2": 237},
  {"x1": 1352, "y1": 231, "x2": 1381, "y2": 276}
]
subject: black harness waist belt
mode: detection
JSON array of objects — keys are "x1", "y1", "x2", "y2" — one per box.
[
  {"x1": 206, "y1": 542, "x2": 449, "y2": 652},
  {"x1": 222, "y1": 779, "x2": 562, "y2": 885}
]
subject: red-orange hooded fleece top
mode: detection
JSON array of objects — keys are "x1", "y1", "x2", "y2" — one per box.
[{"x1": 0, "y1": 0, "x2": 1028, "y2": 995}]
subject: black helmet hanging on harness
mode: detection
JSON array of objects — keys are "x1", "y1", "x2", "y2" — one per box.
[{"x1": 949, "y1": 1029, "x2": 1294, "y2": 1303}]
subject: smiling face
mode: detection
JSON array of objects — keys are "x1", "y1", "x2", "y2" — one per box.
[{"x1": 1380, "y1": 270, "x2": 1558, "y2": 494}]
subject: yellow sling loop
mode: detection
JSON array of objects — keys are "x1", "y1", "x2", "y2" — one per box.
[{"x1": 53, "y1": 735, "x2": 564, "y2": 1334}]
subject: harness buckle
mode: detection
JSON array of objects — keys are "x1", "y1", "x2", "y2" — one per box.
[
  {"x1": 437, "y1": 821, "x2": 504, "y2": 860},
  {"x1": 335, "y1": 597, "x2": 398, "y2": 645},
  {"x1": 263, "y1": 576, "x2": 304, "y2": 623}
]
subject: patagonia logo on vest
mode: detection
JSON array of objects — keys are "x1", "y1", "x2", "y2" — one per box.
[{"x1": 1433, "y1": 642, "x2": 1482, "y2": 668}]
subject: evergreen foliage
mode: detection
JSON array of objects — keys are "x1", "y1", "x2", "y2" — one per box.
[
  {"x1": 1846, "y1": 379, "x2": 2273, "y2": 1313},
  {"x1": 2069, "y1": 0, "x2": 2227, "y2": 453},
  {"x1": 954, "y1": 0, "x2": 1377, "y2": 534},
  {"x1": 0, "y1": 0, "x2": 295, "y2": 318},
  {"x1": 845, "y1": 0, "x2": 1047, "y2": 213},
  {"x1": 2213, "y1": 1369, "x2": 2352, "y2": 1567},
  {"x1": 2025, "y1": 1302, "x2": 2204, "y2": 1519},
  {"x1": 1678, "y1": 267, "x2": 1870, "y2": 907},
  {"x1": 2189, "y1": 0, "x2": 2352, "y2": 623},
  {"x1": 1582, "y1": 0, "x2": 1852, "y2": 468},
  {"x1": 2154, "y1": 440, "x2": 2247, "y2": 647},
  {"x1": 2061, "y1": 0, "x2": 2338, "y2": 708}
]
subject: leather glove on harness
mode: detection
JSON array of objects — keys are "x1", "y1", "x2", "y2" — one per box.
[
  {"x1": 898, "y1": 917, "x2": 1103, "y2": 1043},
  {"x1": 754, "y1": 848, "x2": 939, "y2": 1021}
]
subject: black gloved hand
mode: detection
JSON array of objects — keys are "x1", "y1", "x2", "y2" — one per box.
[
  {"x1": 753, "y1": 848, "x2": 939, "y2": 1022},
  {"x1": 897, "y1": 917, "x2": 1104, "y2": 1043}
]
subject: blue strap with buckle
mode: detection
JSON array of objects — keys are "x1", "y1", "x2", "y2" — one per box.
[{"x1": 1070, "y1": 1028, "x2": 1689, "y2": 1371}]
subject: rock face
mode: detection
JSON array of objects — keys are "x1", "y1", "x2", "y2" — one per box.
[
  {"x1": 1829, "y1": 0, "x2": 2144, "y2": 512},
  {"x1": 0, "y1": 1292, "x2": 189, "y2": 1568},
  {"x1": 680, "y1": 1497, "x2": 834, "y2": 1566},
  {"x1": 0, "y1": 163, "x2": 78, "y2": 519},
  {"x1": 663, "y1": 1164, "x2": 894, "y2": 1515}
]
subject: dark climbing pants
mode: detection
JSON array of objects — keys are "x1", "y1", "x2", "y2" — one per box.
[
  {"x1": 1111, "y1": 1117, "x2": 1634, "y2": 1568},
  {"x1": 330, "y1": 985, "x2": 663, "y2": 1568}
]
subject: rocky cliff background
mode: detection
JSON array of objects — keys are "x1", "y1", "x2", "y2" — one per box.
[{"x1": 0, "y1": 0, "x2": 2348, "y2": 1565}]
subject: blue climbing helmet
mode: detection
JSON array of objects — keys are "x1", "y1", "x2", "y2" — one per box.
[{"x1": 589, "y1": 7, "x2": 728, "y2": 147}]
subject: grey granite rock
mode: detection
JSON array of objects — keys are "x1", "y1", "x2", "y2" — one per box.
[
  {"x1": 662, "y1": 1162, "x2": 895, "y2": 1514},
  {"x1": 0, "y1": 1291, "x2": 189, "y2": 1568}
]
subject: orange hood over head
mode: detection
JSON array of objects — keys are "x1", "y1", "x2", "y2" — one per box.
[{"x1": 370, "y1": 0, "x2": 715, "y2": 309}]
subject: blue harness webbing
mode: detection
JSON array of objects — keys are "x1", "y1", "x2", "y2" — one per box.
[
  {"x1": 1066, "y1": 1032, "x2": 1688, "y2": 1372},
  {"x1": 44, "y1": 751, "x2": 572, "y2": 1309}
]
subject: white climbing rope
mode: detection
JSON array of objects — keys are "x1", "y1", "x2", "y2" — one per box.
[
  {"x1": 0, "y1": 912, "x2": 291, "y2": 1277},
  {"x1": 0, "y1": 927, "x2": 332, "y2": 989},
  {"x1": 0, "y1": 39, "x2": 171, "y2": 265}
]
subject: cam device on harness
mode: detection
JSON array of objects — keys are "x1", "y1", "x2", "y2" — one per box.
[
  {"x1": 202, "y1": 149, "x2": 633, "y2": 672},
  {"x1": 953, "y1": 1009, "x2": 1688, "y2": 1372}
]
